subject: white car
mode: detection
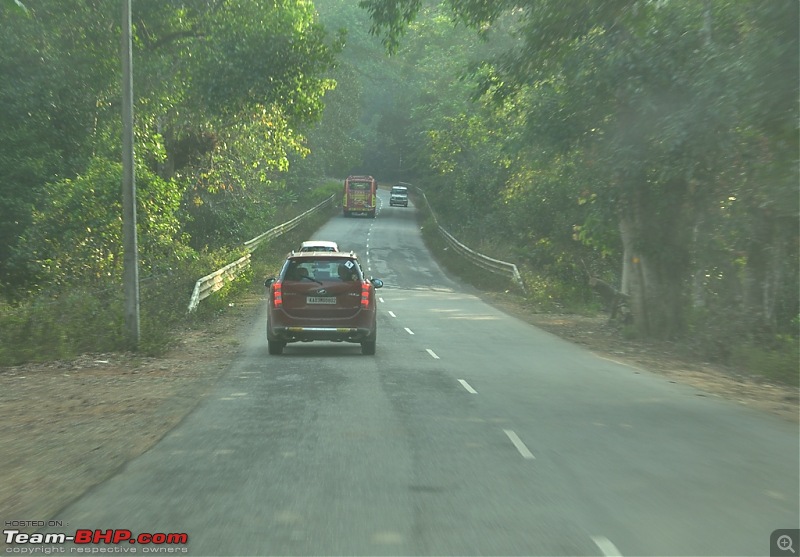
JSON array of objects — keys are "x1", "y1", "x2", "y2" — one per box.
[{"x1": 298, "y1": 240, "x2": 339, "y2": 252}]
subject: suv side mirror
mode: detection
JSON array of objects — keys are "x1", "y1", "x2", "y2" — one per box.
[
  {"x1": 370, "y1": 278, "x2": 384, "y2": 289},
  {"x1": 265, "y1": 277, "x2": 276, "y2": 288}
]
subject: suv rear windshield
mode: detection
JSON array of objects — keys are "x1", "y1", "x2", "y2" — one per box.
[{"x1": 282, "y1": 257, "x2": 363, "y2": 283}]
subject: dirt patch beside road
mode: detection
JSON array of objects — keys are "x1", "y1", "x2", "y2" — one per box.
[
  {"x1": 482, "y1": 291, "x2": 799, "y2": 423},
  {"x1": 0, "y1": 298, "x2": 258, "y2": 548}
]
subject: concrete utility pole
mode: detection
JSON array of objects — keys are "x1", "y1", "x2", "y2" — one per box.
[{"x1": 121, "y1": 0, "x2": 140, "y2": 348}]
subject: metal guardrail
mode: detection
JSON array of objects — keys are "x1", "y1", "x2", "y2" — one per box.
[
  {"x1": 415, "y1": 188, "x2": 526, "y2": 294},
  {"x1": 243, "y1": 194, "x2": 335, "y2": 252},
  {"x1": 187, "y1": 253, "x2": 251, "y2": 313},
  {"x1": 187, "y1": 194, "x2": 335, "y2": 312}
]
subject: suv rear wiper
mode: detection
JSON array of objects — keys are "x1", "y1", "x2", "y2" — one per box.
[{"x1": 300, "y1": 276, "x2": 323, "y2": 285}]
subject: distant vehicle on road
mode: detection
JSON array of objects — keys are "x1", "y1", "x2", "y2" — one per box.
[
  {"x1": 298, "y1": 240, "x2": 339, "y2": 252},
  {"x1": 343, "y1": 175, "x2": 377, "y2": 218},
  {"x1": 264, "y1": 251, "x2": 384, "y2": 355},
  {"x1": 390, "y1": 183, "x2": 410, "y2": 207}
]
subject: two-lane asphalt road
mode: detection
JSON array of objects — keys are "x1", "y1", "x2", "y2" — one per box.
[{"x1": 41, "y1": 190, "x2": 799, "y2": 556}]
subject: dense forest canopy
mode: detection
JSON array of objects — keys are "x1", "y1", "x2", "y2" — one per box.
[
  {"x1": 0, "y1": 0, "x2": 797, "y2": 369},
  {"x1": 0, "y1": 0, "x2": 342, "y2": 295},
  {"x1": 358, "y1": 0, "x2": 798, "y2": 346}
]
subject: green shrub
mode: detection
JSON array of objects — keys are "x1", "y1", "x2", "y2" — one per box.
[
  {"x1": 0, "y1": 288, "x2": 125, "y2": 365},
  {"x1": 730, "y1": 339, "x2": 800, "y2": 387},
  {"x1": 0, "y1": 183, "x2": 342, "y2": 366}
]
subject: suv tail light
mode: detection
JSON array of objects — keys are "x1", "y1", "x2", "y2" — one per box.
[
  {"x1": 360, "y1": 281, "x2": 370, "y2": 308},
  {"x1": 272, "y1": 280, "x2": 283, "y2": 308}
]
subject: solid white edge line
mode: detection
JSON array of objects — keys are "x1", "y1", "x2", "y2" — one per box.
[
  {"x1": 502, "y1": 429, "x2": 535, "y2": 460},
  {"x1": 594, "y1": 354, "x2": 646, "y2": 373},
  {"x1": 405, "y1": 327, "x2": 415, "y2": 335},
  {"x1": 425, "y1": 348, "x2": 439, "y2": 359},
  {"x1": 458, "y1": 379, "x2": 477, "y2": 394},
  {"x1": 388, "y1": 311, "x2": 396, "y2": 318},
  {"x1": 591, "y1": 536, "x2": 622, "y2": 557}
]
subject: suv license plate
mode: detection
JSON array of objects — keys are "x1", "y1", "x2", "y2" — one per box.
[{"x1": 307, "y1": 296, "x2": 336, "y2": 304}]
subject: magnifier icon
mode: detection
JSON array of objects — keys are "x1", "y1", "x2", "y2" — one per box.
[{"x1": 778, "y1": 534, "x2": 796, "y2": 554}]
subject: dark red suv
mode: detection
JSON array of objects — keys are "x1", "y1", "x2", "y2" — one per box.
[{"x1": 265, "y1": 252, "x2": 384, "y2": 355}]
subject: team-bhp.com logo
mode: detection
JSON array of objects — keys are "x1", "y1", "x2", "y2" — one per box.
[{"x1": 4, "y1": 529, "x2": 188, "y2": 549}]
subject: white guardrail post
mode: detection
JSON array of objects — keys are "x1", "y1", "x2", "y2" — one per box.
[
  {"x1": 187, "y1": 194, "x2": 334, "y2": 312},
  {"x1": 415, "y1": 188, "x2": 526, "y2": 294}
]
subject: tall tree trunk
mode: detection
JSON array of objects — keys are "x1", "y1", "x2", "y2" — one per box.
[
  {"x1": 743, "y1": 213, "x2": 794, "y2": 337},
  {"x1": 619, "y1": 177, "x2": 691, "y2": 339},
  {"x1": 619, "y1": 222, "x2": 632, "y2": 297},
  {"x1": 690, "y1": 213, "x2": 707, "y2": 309},
  {"x1": 742, "y1": 210, "x2": 772, "y2": 336},
  {"x1": 619, "y1": 213, "x2": 650, "y2": 334}
]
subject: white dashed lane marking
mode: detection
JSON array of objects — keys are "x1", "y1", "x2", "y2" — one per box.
[
  {"x1": 425, "y1": 348, "x2": 439, "y2": 359},
  {"x1": 458, "y1": 379, "x2": 477, "y2": 394},
  {"x1": 388, "y1": 311, "x2": 396, "y2": 317},
  {"x1": 404, "y1": 327, "x2": 415, "y2": 335},
  {"x1": 503, "y1": 429, "x2": 535, "y2": 460},
  {"x1": 591, "y1": 536, "x2": 623, "y2": 556}
]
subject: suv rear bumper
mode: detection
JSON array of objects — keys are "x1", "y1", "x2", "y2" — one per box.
[
  {"x1": 390, "y1": 199, "x2": 408, "y2": 206},
  {"x1": 269, "y1": 325, "x2": 373, "y2": 343}
]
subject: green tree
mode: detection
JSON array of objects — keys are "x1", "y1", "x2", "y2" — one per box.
[
  {"x1": 0, "y1": 0, "x2": 119, "y2": 293},
  {"x1": 1, "y1": 0, "x2": 343, "y2": 293},
  {"x1": 360, "y1": 0, "x2": 798, "y2": 342},
  {"x1": 12, "y1": 156, "x2": 189, "y2": 290}
]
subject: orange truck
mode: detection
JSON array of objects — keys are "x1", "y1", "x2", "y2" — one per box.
[{"x1": 342, "y1": 175, "x2": 377, "y2": 218}]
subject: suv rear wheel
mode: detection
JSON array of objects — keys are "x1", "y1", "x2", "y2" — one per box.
[
  {"x1": 268, "y1": 339, "x2": 285, "y2": 355},
  {"x1": 361, "y1": 329, "x2": 376, "y2": 355},
  {"x1": 361, "y1": 341, "x2": 376, "y2": 355}
]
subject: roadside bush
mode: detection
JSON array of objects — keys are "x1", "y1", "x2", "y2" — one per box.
[
  {"x1": 518, "y1": 270, "x2": 595, "y2": 314},
  {"x1": 0, "y1": 183, "x2": 341, "y2": 366},
  {"x1": 0, "y1": 288, "x2": 125, "y2": 365},
  {"x1": 730, "y1": 338, "x2": 799, "y2": 387}
]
